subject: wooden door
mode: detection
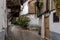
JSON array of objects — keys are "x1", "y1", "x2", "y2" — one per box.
[{"x1": 44, "y1": 16, "x2": 50, "y2": 40}]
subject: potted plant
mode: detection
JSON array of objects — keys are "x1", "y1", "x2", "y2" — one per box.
[
  {"x1": 18, "y1": 16, "x2": 30, "y2": 29},
  {"x1": 11, "y1": 16, "x2": 30, "y2": 30}
]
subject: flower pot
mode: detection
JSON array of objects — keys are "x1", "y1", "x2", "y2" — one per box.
[{"x1": 21, "y1": 27, "x2": 29, "y2": 30}]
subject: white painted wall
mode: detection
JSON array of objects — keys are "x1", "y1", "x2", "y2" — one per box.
[
  {"x1": 20, "y1": 0, "x2": 29, "y2": 15},
  {"x1": 41, "y1": 15, "x2": 45, "y2": 39},
  {"x1": 27, "y1": 14, "x2": 40, "y2": 28},
  {"x1": 0, "y1": 0, "x2": 7, "y2": 32},
  {"x1": 49, "y1": 10, "x2": 60, "y2": 33}
]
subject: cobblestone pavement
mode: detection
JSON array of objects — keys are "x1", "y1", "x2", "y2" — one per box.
[
  {"x1": 50, "y1": 31, "x2": 60, "y2": 40},
  {"x1": 7, "y1": 25, "x2": 41, "y2": 40}
]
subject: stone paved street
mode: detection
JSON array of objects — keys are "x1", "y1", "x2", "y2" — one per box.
[
  {"x1": 7, "y1": 25, "x2": 41, "y2": 40},
  {"x1": 50, "y1": 31, "x2": 60, "y2": 40}
]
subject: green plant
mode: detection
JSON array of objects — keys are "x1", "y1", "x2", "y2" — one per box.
[
  {"x1": 18, "y1": 16, "x2": 30, "y2": 28},
  {"x1": 11, "y1": 16, "x2": 30, "y2": 28}
]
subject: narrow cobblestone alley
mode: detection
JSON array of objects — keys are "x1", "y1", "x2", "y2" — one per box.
[{"x1": 7, "y1": 24, "x2": 41, "y2": 40}]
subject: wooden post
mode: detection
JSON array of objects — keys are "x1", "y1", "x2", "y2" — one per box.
[
  {"x1": 44, "y1": 0, "x2": 50, "y2": 40},
  {"x1": 44, "y1": 16, "x2": 50, "y2": 40}
]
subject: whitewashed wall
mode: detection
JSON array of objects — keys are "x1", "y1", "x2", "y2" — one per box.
[
  {"x1": 49, "y1": 11, "x2": 60, "y2": 33},
  {"x1": 0, "y1": 0, "x2": 7, "y2": 32},
  {"x1": 27, "y1": 14, "x2": 40, "y2": 28},
  {"x1": 20, "y1": 0, "x2": 29, "y2": 15},
  {"x1": 40, "y1": 15, "x2": 45, "y2": 39}
]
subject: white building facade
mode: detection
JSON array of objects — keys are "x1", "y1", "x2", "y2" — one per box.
[
  {"x1": 0, "y1": 0, "x2": 7, "y2": 32},
  {"x1": 39, "y1": 0, "x2": 60, "y2": 40},
  {"x1": 0, "y1": 0, "x2": 7, "y2": 40}
]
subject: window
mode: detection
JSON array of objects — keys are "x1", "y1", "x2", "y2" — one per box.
[{"x1": 53, "y1": 13, "x2": 59, "y2": 22}]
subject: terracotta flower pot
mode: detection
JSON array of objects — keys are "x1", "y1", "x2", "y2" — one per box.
[{"x1": 22, "y1": 27, "x2": 29, "y2": 30}]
